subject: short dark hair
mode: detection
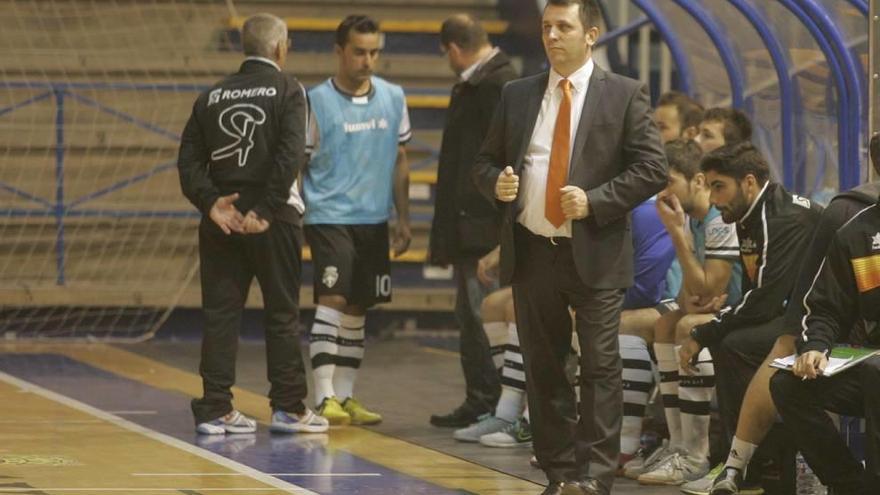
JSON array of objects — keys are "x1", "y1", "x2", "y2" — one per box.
[
  {"x1": 440, "y1": 14, "x2": 489, "y2": 52},
  {"x1": 545, "y1": 0, "x2": 601, "y2": 29},
  {"x1": 700, "y1": 142, "x2": 770, "y2": 185},
  {"x1": 702, "y1": 107, "x2": 752, "y2": 145},
  {"x1": 335, "y1": 15, "x2": 380, "y2": 48},
  {"x1": 870, "y1": 133, "x2": 880, "y2": 173},
  {"x1": 665, "y1": 139, "x2": 704, "y2": 181},
  {"x1": 657, "y1": 91, "x2": 704, "y2": 132}
]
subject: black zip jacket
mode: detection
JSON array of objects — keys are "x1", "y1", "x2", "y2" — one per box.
[
  {"x1": 177, "y1": 59, "x2": 307, "y2": 224},
  {"x1": 692, "y1": 182, "x2": 822, "y2": 347},
  {"x1": 783, "y1": 182, "x2": 880, "y2": 332},
  {"x1": 799, "y1": 199, "x2": 880, "y2": 354}
]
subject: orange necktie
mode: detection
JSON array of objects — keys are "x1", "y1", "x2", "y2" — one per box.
[{"x1": 545, "y1": 79, "x2": 572, "y2": 228}]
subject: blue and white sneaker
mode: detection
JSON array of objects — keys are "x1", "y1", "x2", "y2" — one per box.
[
  {"x1": 196, "y1": 410, "x2": 257, "y2": 435},
  {"x1": 269, "y1": 408, "x2": 330, "y2": 434}
]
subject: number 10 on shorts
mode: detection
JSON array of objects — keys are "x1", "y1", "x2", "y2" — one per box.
[{"x1": 375, "y1": 275, "x2": 391, "y2": 297}]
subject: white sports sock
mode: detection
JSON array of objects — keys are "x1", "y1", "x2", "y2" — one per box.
[
  {"x1": 333, "y1": 313, "x2": 365, "y2": 401},
  {"x1": 655, "y1": 342, "x2": 682, "y2": 448},
  {"x1": 726, "y1": 436, "x2": 758, "y2": 471},
  {"x1": 309, "y1": 305, "x2": 341, "y2": 406},
  {"x1": 679, "y1": 347, "x2": 715, "y2": 460},
  {"x1": 620, "y1": 334, "x2": 652, "y2": 455}
]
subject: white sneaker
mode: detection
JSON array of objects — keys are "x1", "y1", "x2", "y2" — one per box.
[
  {"x1": 269, "y1": 408, "x2": 330, "y2": 434},
  {"x1": 623, "y1": 439, "x2": 673, "y2": 479},
  {"x1": 453, "y1": 415, "x2": 511, "y2": 443},
  {"x1": 638, "y1": 453, "x2": 710, "y2": 486},
  {"x1": 479, "y1": 417, "x2": 532, "y2": 448},
  {"x1": 196, "y1": 410, "x2": 257, "y2": 435},
  {"x1": 680, "y1": 463, "x2": 724, "y2": 495}
]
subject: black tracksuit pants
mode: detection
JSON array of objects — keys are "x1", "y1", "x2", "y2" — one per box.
[
  {"x1": 191, "y1": 218, "x2": 307, "y2": 424},
  {"x1": 771, "y1": 356, "x2": 880, "y2": 494}
]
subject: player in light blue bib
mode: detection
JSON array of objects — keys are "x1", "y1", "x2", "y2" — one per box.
[{"x1": 302, "y1": 15, "x2": 412, "y2": 427}]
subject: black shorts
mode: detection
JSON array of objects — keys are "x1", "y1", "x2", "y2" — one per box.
[
  {"x1": 655, "y1": 298, "x2": 680, "y2": 315},
  {"x1": 305, "y1": 223, "x2": 391, "y2": 308}
]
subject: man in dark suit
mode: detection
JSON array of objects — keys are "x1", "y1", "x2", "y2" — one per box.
[
  {"x1": 472, "y1": 1, "x2": 666, "y2": 493},
  {"x1": 429, "y1": 14, "x2": 519, "y2": 428}
]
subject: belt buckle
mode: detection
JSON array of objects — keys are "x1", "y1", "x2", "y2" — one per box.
[{"x1": 549, "y1": 236, "x2": 558, "y2": 246}]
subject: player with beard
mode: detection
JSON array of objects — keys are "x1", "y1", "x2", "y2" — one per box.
[{"x1": 676, "y1": 143, "x2": 822, "y2": 492}]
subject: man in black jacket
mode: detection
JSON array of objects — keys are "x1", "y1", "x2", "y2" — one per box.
[
  {"x1": 675, "y1": 143, "x2": 821, "y2": 487},
  {"x1": 770, "y1": 136, "x2": 880, "y2": 493},
  {"x1": 706, "y1": 136, "x2": 880, "y2": 495},
  {"x1": 429, "y1": 14, "x2": 519, "y2": 427},
  {"x1": 177, "y1": 13, "x2": 327, "y2": 435}
]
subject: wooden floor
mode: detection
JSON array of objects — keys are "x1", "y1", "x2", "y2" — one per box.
[{"x1": 0, "y1": 339, "x2": 681, "y2": 495}]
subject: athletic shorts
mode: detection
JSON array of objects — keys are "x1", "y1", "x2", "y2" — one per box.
[
  {"x1": 305, "y1": 223, "x2": 391, "y2": 308},
  {"x1": 655, "y1": 298, "x2": 680, "y2": 315}
]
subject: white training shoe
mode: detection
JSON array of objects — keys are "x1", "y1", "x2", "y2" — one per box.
[
  {"x1": 196, "y1": 410, "x2": 257, "y2": 435},
  {"x1": 623, "y1": 439, "x2": 674, "y2": 479},
  {"x1": 637, "y1": 452, "x2": 710, "y2": 486},
  {"x1": 453, "y1": 415, "x2": 511, "y2": 443},
  {"x1": 680, "y1": 463, "x2": 724, "y2": 495},
  {"x1": 269, "y1": 408, "x2": 330, "y2": 434}
]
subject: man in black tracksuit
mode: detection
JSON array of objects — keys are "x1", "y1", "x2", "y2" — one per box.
[
  {"x1": 677, "y1": 143, "x2": 822, "y2": 470},
  {"x1": 428, "y1": 14, "x2": 519, "y2": 427},
  {"x1": 769, "y1": 137, "x2": 880, "y2": 495},
  {"x1": 177, "y1": 14, "x2": 314, "y2": 432},
  {"x1": 707, "y1": 168, "x2": 880, "y2": 493}
]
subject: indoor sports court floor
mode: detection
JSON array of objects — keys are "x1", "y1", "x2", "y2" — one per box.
[{"x1": 0, "y1": 337, "x2": 680, "y2": 494}]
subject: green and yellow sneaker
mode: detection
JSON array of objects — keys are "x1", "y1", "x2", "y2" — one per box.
[
  {"x1": 342, "y1": 397, "x2": 382, "y2": 425},
  {"x1": 317, "y1": 397, "x2": 351, "y2": 426}
]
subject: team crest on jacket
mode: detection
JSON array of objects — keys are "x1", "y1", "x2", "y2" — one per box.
[
  {"x1": 322, "y1": 266, "x2": 339, "y2": 288},
  {"x1": 872, "y1": 233, "x2": 880, "y2": 251}
]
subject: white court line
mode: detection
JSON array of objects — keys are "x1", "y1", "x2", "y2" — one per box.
[
  {"x1": 107, "y1": 410, "x2": 158, "y2": 415},
  {"x1": 0, "y1": 371, "x2": 316, "y2": 495},
  {"x1": 0, "y1": 419, "x2": 103, "y2": 424},
  {"x1": 0, "y1": 489, "x2": 282, "y2": 492},
  {"x1": 133, "y1": 472, "x2": 381, "y2": 477}
]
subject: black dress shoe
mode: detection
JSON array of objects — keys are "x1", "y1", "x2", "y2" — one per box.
[
  {"x1": 429, "y1": 404, "x2": 482, "y2": 427},
  {"x1": 562, "y1": 479, "x2": 603, "y2": 495},
  {"x1": 539, "y1": 482, "x2": 565, "y2": 495}
]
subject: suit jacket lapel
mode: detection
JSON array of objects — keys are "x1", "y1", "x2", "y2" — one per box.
[
  {"x1": 569, "y1": 67, "x2": 606, "y2": 179},
  {"x1": 514, "y1": 73, "x2": 548, "y2": 171}
]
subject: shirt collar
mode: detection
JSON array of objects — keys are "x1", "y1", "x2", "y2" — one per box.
[
  {"x1": 244, "y1": 56, "x2": 281, "y2": 72},
  {"x1": 547, "y1": 58, "x2": 594, "y2": 95},
  {"x1": 460, "y1": 47, "x2": 500, "y2": 82},
  {"x1": 739, "y1": 181, "x2": 770, "y2": 224}
]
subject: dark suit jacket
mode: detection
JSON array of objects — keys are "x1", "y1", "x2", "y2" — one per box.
[
  {"x1": 429, "y1": 51, "x2": 519, "y2": 265},
  {"x1": 473, "y1": 65, "x2": 667, "y2": 288}
]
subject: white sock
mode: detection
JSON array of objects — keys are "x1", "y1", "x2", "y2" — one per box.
[
  {"x1": 309, "y1": 305, "x2": 341, "y2": 406},
  {"x1": 333, "y1": 313, "x2": 365, "y2": 401},
  {"x1": 620, "y1": 334, "x2": 652, "y2": 455},
  {"x1": 679, "y1": 347, "x2": 714, "y2": 460},
  {"x1": 655, "y1": 342, "x2": 683, "y2": 449},
  {"x1": 484, "y1": 321, "x2": 508, "y2": 370},
  {"x1": 496, "y1": 323, "x2": 526, "y2": 422},
  {"x1": 726, "y1": 436, "x2": 758, "y2": 471}
]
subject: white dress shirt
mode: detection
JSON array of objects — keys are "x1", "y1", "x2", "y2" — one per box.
[
  {"x1": 460, "y1": 47, "x2": 500, "y2": 82},
  {"x1": 517, "y1": 58, "x2": 594, "y2": 238}
]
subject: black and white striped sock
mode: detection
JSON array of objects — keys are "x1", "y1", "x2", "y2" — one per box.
[
  {"x1": 655, "y1": 342, "x2": 682, "y2": 448},
  {"x1": 333, "y1": 313, "x2": 365, "y2": 401},
  {"x1": 620, "y1": 334, "x2": 653, "y2": 455},
  {"x1": 309, "y1": 305, "x2": 341, "y2": 406},
  {"x1": 679, "y1": 347, "x2": 714, "y2": 460},
  {"x1": 484, "y1": 321, "x2": 508, "y2": 370},
  {"x1": 496, "y1": 323, "x2": 526, "y2": 423}
]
